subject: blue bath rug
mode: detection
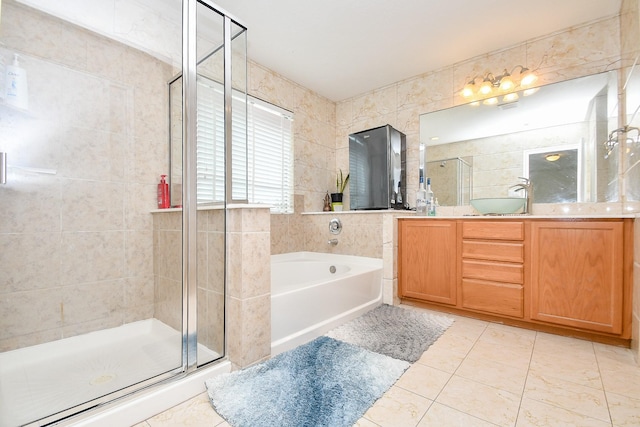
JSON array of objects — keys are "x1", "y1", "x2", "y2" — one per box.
[{"x1": 205, "y1": 336, "x2": 409, "y2": 427}]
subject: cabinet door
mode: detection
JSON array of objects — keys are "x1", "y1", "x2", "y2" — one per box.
[
  {"x1": 399, "y1": 220, "x2": 457, "y2": 305},
  {"x1": 530, "y1": 221, "x2": 624, "y2": 334}
]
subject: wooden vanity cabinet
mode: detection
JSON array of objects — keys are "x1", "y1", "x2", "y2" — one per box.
[
  {"x1": 398, "y1": 217, "x2": 632, "y2": 342},
  {"x1": 530, "y1": 220, "x2": 624, "y2": 334},
  {"x1": 398, "y1": 220, "x2": 457, "y2": 305},
  {"x1": 461, "y1": 221, "x2": 525, "y2": 318}
]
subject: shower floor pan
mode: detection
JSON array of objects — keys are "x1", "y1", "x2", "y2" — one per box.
[{"x1": 0, "y1": 319, "x2": 217, "y2": 427}]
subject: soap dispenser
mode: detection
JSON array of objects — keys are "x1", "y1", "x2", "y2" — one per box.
[
  {"x1": 5, "y1": 53, "x2": 28, "y2": 110},
  {"x1": 157, "y1": 175, "x2": 170, "y2": 209}
]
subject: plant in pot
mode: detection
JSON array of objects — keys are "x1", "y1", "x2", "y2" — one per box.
[{"x1": 331, "y1": 169, "x2": 349, "y2": 211}]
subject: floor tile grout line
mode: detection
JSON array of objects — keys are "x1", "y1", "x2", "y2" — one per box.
[
  {"x1": 593, "y1": 340, "x2": 615, "y2": 426},
  {"x1": 513, "y1": 330, "x2": 539, "y2": 426}
]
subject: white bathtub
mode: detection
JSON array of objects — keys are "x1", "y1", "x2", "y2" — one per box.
[{"x1": 271, "y1": 252, "x2": 383, "y2": 355}]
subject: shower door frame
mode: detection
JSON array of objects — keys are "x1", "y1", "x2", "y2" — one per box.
[{"x1": 12, "y1": 1, "x2": 245, "y2": 425}]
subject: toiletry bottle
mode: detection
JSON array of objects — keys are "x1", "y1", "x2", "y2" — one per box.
[
  {"x1": 396, "y1": 181, "x2": 403, "y2": 207},
  {"x1": 5, "y1": 53, "x2": 28, "y2": 110},
  {"x1": 426, "y1": 178, "x2": 436, "y2": 216},
  {"x1": 157, "y1": 175, "x2": 170, "y2": 209},
  {"x1": 416, "y1": 176, "x2": 427, "y2": 215}
]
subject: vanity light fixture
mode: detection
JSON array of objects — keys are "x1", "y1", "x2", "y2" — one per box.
[
  {"x1": 545, "y1": 153, "x2": 561, "y2": 162},
  {"x1": 603, "y1": 125, "x2": 640, "y2": 159},
  {"x1": 461, "y1": 65, "x2": 538, "y2": 102}
]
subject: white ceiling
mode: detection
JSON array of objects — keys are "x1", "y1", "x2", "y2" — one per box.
[{"x1": 212, "y1": 0, "x2": 622, "y2": 102}]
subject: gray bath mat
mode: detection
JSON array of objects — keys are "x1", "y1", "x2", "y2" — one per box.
[{"x1": 326, "y1": 304, "x2": 454, "y2": 362}]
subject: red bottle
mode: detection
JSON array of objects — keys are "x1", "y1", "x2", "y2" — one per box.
[{"x1": 157, "y1": 174, "x2": 170, "y2": 209}]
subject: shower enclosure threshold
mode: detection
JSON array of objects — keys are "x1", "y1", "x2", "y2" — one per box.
[{"x1": 0, "y1": 319, "x2": 218, "y2": 427}]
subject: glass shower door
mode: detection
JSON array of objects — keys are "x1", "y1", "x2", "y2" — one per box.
[{"x1": 0, "y1": 1, "x2": 190, "y2": 425}]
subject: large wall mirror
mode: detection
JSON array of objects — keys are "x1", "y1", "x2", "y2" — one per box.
[{"x1": 419, "y1": 71, "x2": 619, "y2": 206}]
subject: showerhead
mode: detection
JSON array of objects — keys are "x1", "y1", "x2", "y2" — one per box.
[{"x1": 440, "y1": 161, "x2": 446, "y2": 168}]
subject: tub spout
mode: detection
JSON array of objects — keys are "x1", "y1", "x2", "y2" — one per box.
[{"x1": 328, "y1": 238, "x2": 338, "y2": 246}]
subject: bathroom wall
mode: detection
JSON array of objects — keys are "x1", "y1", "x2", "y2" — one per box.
[
  {"x1": 620, "y1": 0, "x2": 640, "y2": 362},
  {"x1": 0, "y1": 1, "x2": 168, "y2": 351},
  {"x1": 152, "y1": 206, "x2": 270, "y2": 367},
  {"x1": 335, "y1": 14, "x2": 626, "y2": 212},
  {"x1": 248, "y1": 62, "x2": 337, "y2": 214}
]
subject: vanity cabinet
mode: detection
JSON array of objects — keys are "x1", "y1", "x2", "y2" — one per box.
[
  {"x1": 530, "y1": 221, "x2": 624, "y2": 334},
  {"x1": 398, "y1": 217, "x2": 633, "y2": 343},
  {"x1": 461, "y1": 221, "x2": 525, "y2": 318},
  {"x1": 398, "y1": 220, "x2": 457, "y2": 305}
]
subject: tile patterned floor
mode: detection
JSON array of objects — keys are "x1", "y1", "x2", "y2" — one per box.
[{"x1": 135, "y1": 307, "x2": 640, "y2": 427}]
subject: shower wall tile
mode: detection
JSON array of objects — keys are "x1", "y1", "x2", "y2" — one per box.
[
  {"x1": 1, "y1": 2, "x2": 87, "y2": 72},
  {"x1": 61, "y1": 180, "x2": 125, "y2": 232},
  {"x1": 60, "y1": 231, "x2": 126, "y2": 285},
  {"x1": 206, "y1": 232, "x2": 225, "y2": 293},
  {"x1": 0, "y1": 232, "x2": 61, "y2": 293},
  {"x1": 154, "y1": 275, "x2": 182, "y2": 332},
  {"x1": 1, "y1": 2, "x2": 173, "y2": 350},
  {"x1": 154, "y1": 229, "x2": 182, "y2": 282},
  {"x1": 125, "y1": 230, "x2": 154, "y2": 278},
  {"x1": 0, "y1": 287, "x2": 63, "y2": 341},
  {"x1": 61, "y1": 279, "x2": 124, "y2": 325},
  {"x1": 60, "y1": 128, "x2": 127, "y2": 181},
  {"x1": 0, "y1": 175, "x2": 61, "y2": 234},
  {"x1": 123, "y1": 277, "x2": 155, "y2": 322}
]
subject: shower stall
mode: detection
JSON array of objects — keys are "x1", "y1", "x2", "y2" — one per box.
[
  {"x1": 426, "y1": 157, "x2": 473, "y2": 206},
  {"x1": 0, "y1": 1, "x2": 246, "y2": 425}
]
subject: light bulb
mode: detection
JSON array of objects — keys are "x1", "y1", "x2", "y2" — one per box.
[
  {"x1": 520, "y1": 70, "x2": 537, "y2": 87},
  {"x1": 499, "y1": 76, "x2": 514, "y2": 91},
  {"x1": 479, "y1": 80, "x2": 493, "y2": 95},
  {"x1": 503, "y1": 92, "x2": 519, "y2": 102},
  {"x1": 523, "y1": 88, "x2": 539, "y2": 96},
  {"x1": 461, "y1": 83, "x2": 475, "y2": 98},
  {"x1": 483, "y1": 97, "x2": 498, "y2": 105}
]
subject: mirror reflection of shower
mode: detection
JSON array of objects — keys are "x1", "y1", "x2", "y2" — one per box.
[{"x1": 426, "y1": 157, "x2": 473, "y2": 206}]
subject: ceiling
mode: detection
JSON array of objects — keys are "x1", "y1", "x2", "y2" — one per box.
[{"x1": 212, "y1": 0, "x2": 621, "y2": 102}]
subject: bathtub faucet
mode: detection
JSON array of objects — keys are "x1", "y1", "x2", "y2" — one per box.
[{"x1": 328, "y1": 238, "x2": 338, "y2": 246}]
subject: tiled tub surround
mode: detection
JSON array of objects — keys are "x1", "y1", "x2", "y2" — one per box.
[
  {"x1": 0, "y1": 1, "x2": 171, "y2": 352},
  {"x1": 152, "y1": 205, "x2": 271, "y2": 369}
]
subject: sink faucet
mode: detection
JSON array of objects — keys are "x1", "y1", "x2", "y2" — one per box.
[{"x1": 509, "y1": 177, "x2": 534, "y2": 214}]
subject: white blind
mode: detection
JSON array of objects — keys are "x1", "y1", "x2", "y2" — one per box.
[
  {"x1": 248, "y1": 98, "x2": 293, "y2": 213},
  {"x1": 196, "y1": 77, "x2": 293, "y2": 213}
]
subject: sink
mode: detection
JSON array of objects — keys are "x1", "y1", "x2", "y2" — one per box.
[{"x1": 470, "y1": 198, "x2": 527, "y2": 215}]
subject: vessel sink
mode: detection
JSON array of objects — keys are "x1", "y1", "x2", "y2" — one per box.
[{"x1": 470, "y1": 197, "x2": 527, "y2": 215}]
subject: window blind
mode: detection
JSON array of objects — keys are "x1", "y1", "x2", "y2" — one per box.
[{"x1": 196, "y1": 76, "x2": 293, "y2": 213}]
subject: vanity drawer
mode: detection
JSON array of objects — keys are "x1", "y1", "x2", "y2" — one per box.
[
  {"x1": 462, "y1": 221, "x2": 524, "y2": 241},
  {"x1": 462, "y1": 279, "x2": 524, "y2": 318},
  {"x1": 462, "y1": 241, "x2": 524, "y2": 263},
  {"x1": 462, "y1": 259, "x2": 524, "y2": 284}
]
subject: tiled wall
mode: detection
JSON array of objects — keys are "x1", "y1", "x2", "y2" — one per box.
[
  {"x1": 152, "y1": 206, "x2": 265, "y2": 365},
  {"x1": 621, "y1": 0, "x2": 640, "y2": 362},
  {"x1": 248, "y1": 62, "x2": 336, "y2": 213},
  {"x1": 0, "y1": 2, "x2": 168, "y2": 351},
  {"x1": 335, "y1": 14, "x2": 626, "y2": 212}
]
